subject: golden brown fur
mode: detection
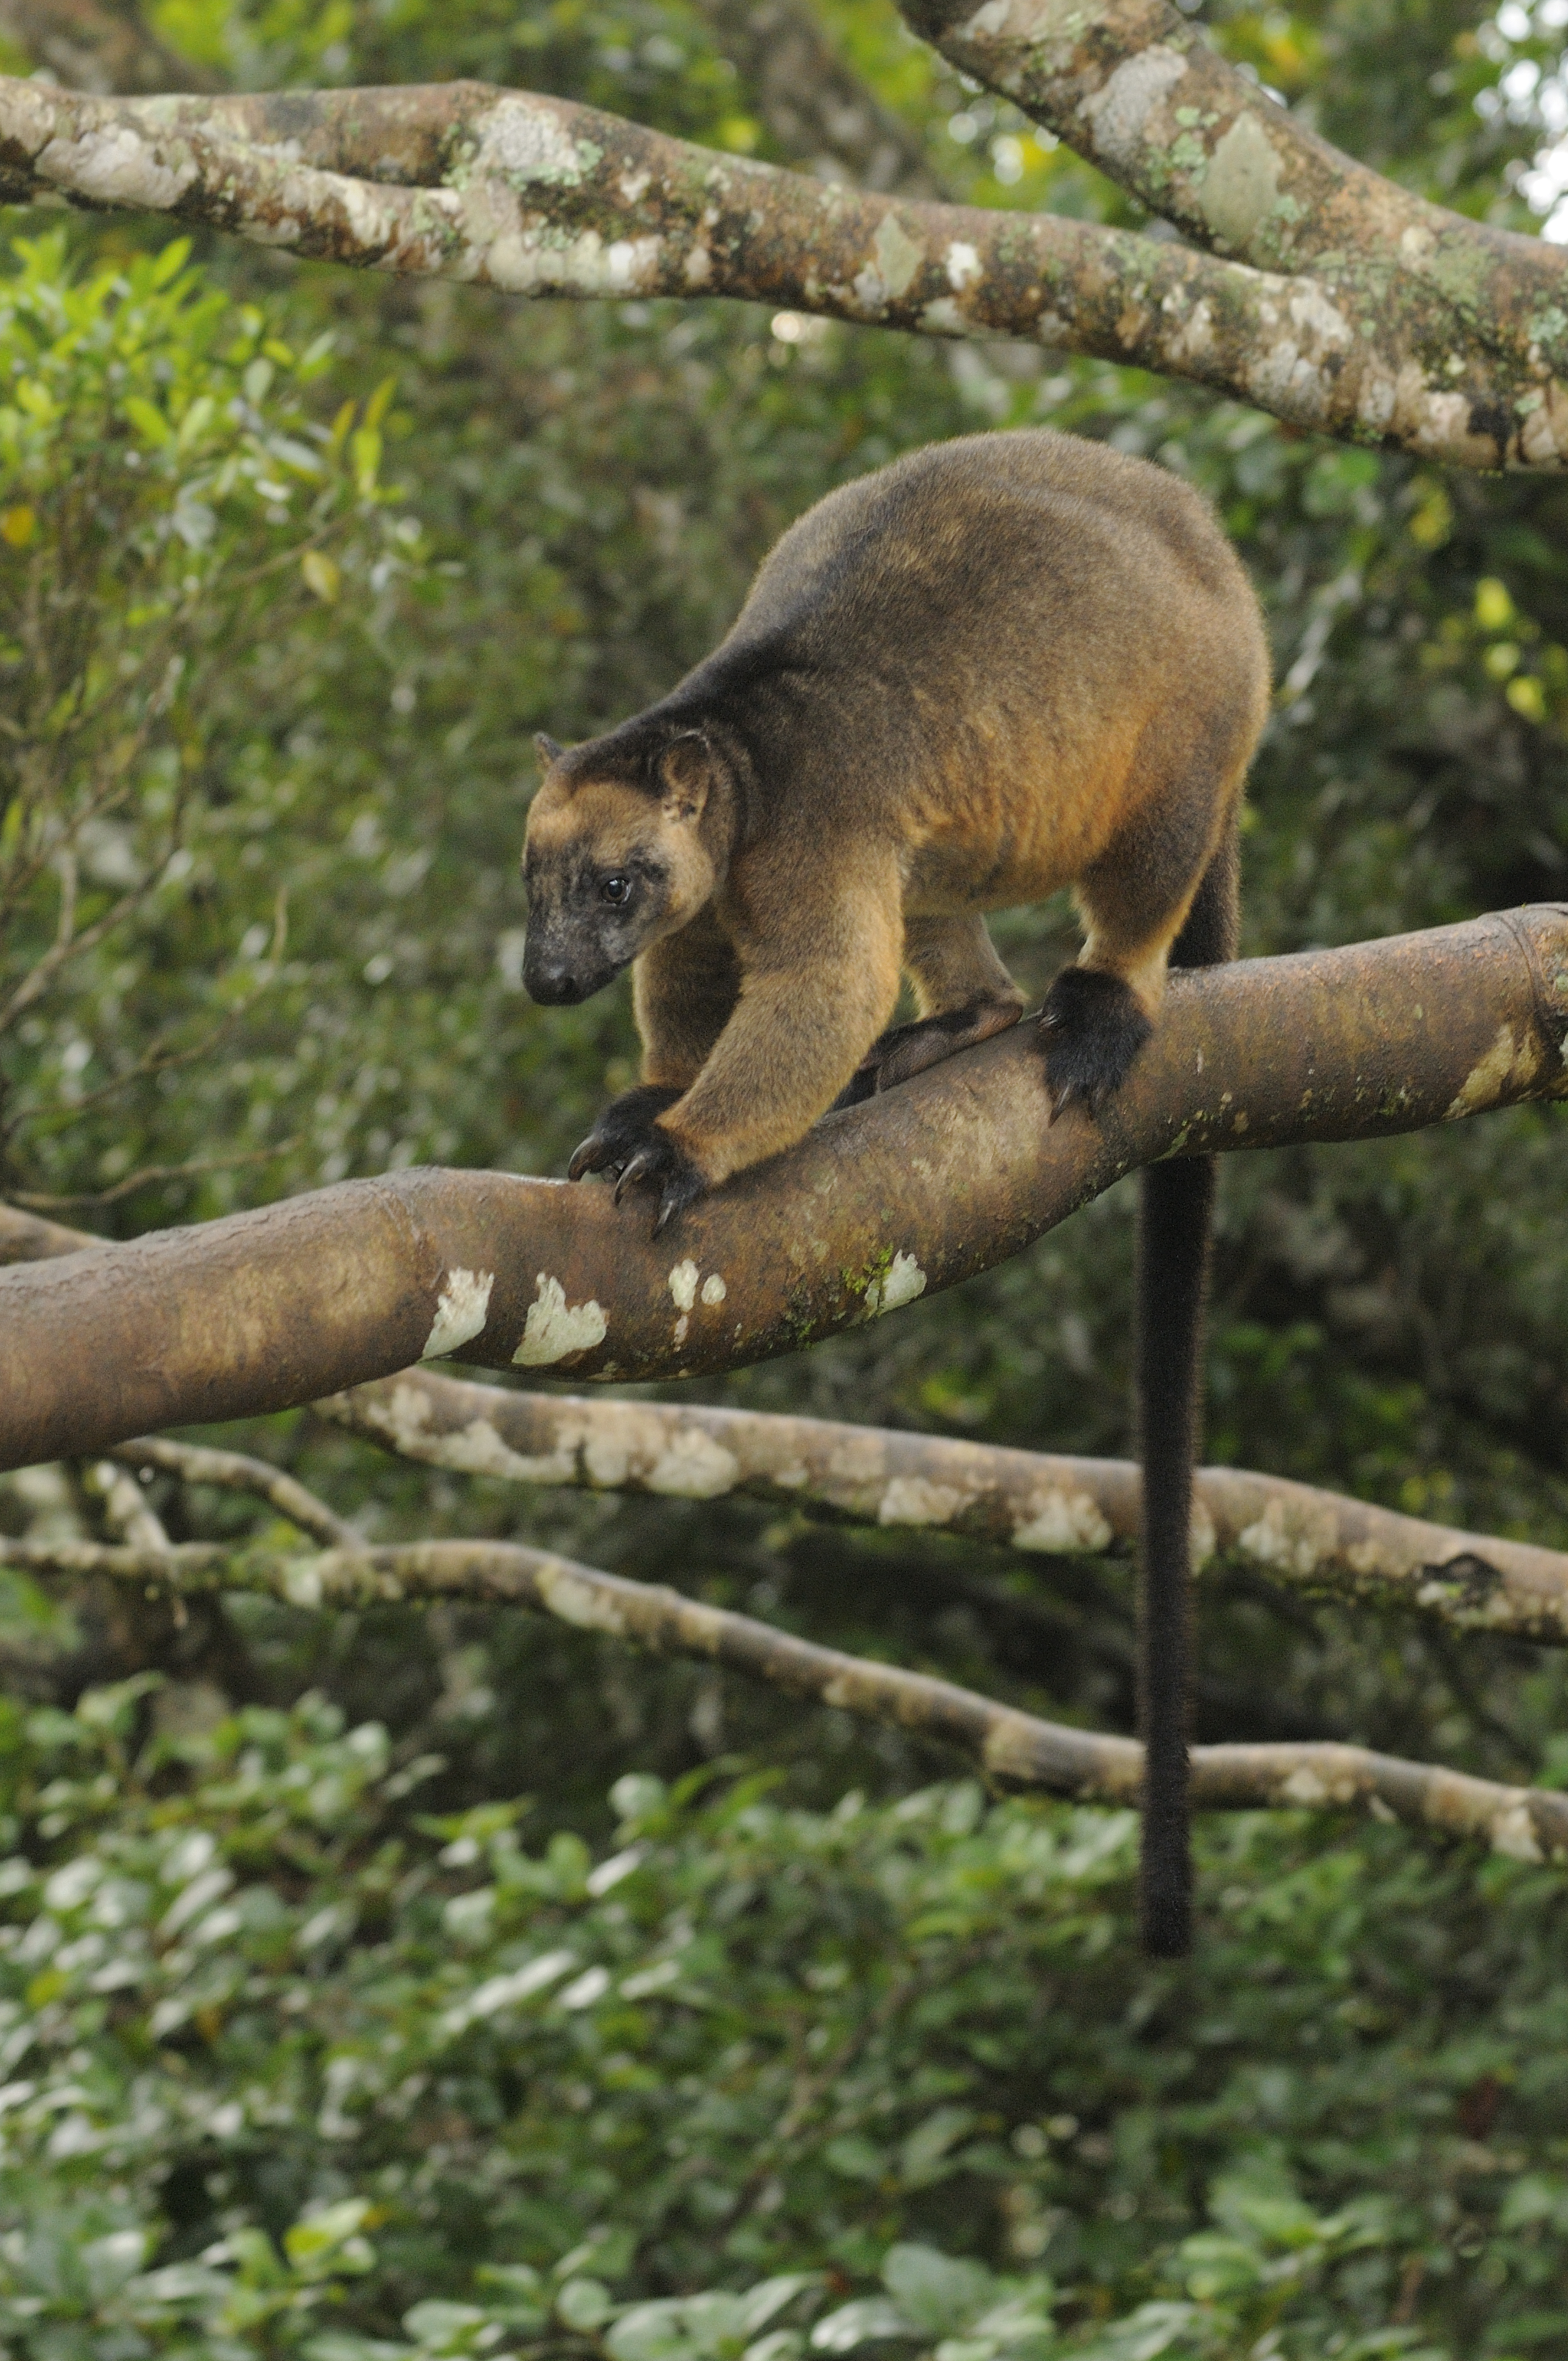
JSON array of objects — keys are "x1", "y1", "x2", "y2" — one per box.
[{"x1": 522, "y1": 426, "x2": 1268, "y2": 1198}]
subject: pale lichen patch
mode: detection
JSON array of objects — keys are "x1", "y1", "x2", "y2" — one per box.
[
  {"x1": 865, "y1": 1251, "x2": 927, "y2": 1317},
  {"x1": 1444, "y1": 1021, "x2": 1541, "y2": 1118},
  {"x1": 534, "y1": 1562, "x2": 628, "y2": 1635},
  {"x1": 1489, "y1": 1797, "x2": 1545, "y2": 1863},
  {"x1": 422, "y1": 1268, "x2": 494, "y2": 1362},
  {"x1": 582, "y1": 1434, "x2": 633, "y2": 1489},
  {"x1": 700, "y1": 1273, "x2": 727, "y2": 1306},
  {"x1": 1200, "y1": 113, "x2": 1282, "y2": 251},
  {"x1": 878, "y1": 1476, "x2": 966, "y2": 1527},
  {"x1": 425, "y1": 1416, "x2": 575, "y2": 1486},
  {"x1": 282, "y1": 1559, "x2": 323, "y2": 1611},
  {"x1": 668, "y1": 1260, "x2": 699, "y2": 1313},
  {"x1": 647, "y1": 1429, "x2": 741, "y2": 1498},
  {"x1": 1079, "y1": 48, "x2": 1188, "y2": 171},
  {"x1": 1278, "y1": 1762, "x2": 1359, "y2": 1805},
  {"x1": 1011, "y1": 1487, "x2": 1114, "y2": 1554},
  {"x1": 473, "y1": 98, "x2": 588, "y2": 187},
  {"x1": 945, "y1": 241, "x2": 983, "y2": 291},
  {"x1": 39, "y1": 124, "x2": 198, "y2": 212},
  {"x1": 1237, "y1": 1500, "x2": 1333, "y2": 1581},
  {"x1": 484, "y1": 227, "x2": 661, "y2": 298},
  {"x1": 515, "y1": 1274, "x2": 608, "y2": 1367},
  {"x1": 872, "y1": 211, "x2": 925, "y2": 299}
]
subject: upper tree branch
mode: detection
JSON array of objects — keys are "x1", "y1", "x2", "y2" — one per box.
[
  {"x1": 0, "y1": 907, "x2": 1565, "y2": 1472},
  {"x1": 901, "y1": 0, "x2": 1568, "y2": 458},
  {"x1": 1, "y1": 75, "x2": 1566, "y2": 466}
]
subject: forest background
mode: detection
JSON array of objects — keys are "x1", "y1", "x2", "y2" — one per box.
[{"x1": 3, "y1": 0, "x2": 1568, "y2": 2349}]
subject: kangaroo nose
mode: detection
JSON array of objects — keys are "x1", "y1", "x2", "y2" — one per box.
[{"x1": 528, "y1": 961, "x2": 578, "y2": 1005}]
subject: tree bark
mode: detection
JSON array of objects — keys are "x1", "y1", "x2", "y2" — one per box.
[
  {"x1": 321, "y1": 1370, "x2": 1568, "y2": 1646},
  {"x1": 1, "y1": 907, "x2": 1565, "y2": 1472},
  {"x1": 8, "y1": 1523, "x2": 1565, "y2": 1859},
  {"x1": 1, "y1": 73, "x2": 1566, "y2": 466}
]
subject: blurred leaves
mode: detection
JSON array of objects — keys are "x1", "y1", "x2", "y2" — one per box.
[{"x1": 0, "y1": 1693, "x2": 1564, "y2": 2352}]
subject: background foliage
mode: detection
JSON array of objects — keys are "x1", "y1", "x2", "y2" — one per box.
[{"x1": 3, "y1": 0, "x2": 1568, "y2": 2346}]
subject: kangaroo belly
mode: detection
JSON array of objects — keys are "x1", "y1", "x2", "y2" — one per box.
[{"x1": 901, "y1": 714, "x2": 1153, "y2": 915}]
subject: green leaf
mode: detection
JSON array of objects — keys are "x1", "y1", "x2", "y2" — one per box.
[
  {"x1": 811, "y1": 2300, "x2": 910, "y2": 2353},
  {"x1": 881, "y1": 2249, "x2": 995, "y2": 2337}
]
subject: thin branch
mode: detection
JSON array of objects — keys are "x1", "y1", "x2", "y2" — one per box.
[
  {"x1": 320, "y1": 1370, "x2": 1568, "y2": 1646},
  {"x1": 0, "y1": 836, "x2": 181, "y2": 1036},
  {"x1": 10, "y1": 1135, "x2": 302, "y2": 1212},
  {"x1": 1, "y1": 906, "x2": 1566, "y2": 1472},
  {"x1": 0, "y1": 78, "x2": 1564, "y2": 466},
  {"x1": 4, "y1": 1525, "x2": 1565, "y2": 1860},
  {"x1": 0, "y1": 0, "x2": 217, "y2": 94},
  {"x1": 84, "y1": 1457, "x2": 168, "y2": 1549},
  {"x1": 0, "y1": 1200, "x2": 102, "y2": 1264},
  {"x1": 107, "y1": 1433, "x2": 358, "y2": 1546},
  {"x1": 690, "y1": 0, "x2": 945, "y2": 195}
]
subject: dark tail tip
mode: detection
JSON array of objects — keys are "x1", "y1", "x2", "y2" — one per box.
[{"x1": 1139, "y1": 1848, "x2": 1193, "y2": 1957}]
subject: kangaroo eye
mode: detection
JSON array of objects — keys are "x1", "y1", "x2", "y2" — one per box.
[{"x1": 600, "y1": 874, "x2": 633, "y2": 907}]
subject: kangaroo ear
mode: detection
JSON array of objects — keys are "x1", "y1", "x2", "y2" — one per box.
[
  {"x1": 658, "y1": 732, "x2": 714, "y2": 822},
  {"x1": 535, "y1": 732, "x2": 565, "y2": 770}
]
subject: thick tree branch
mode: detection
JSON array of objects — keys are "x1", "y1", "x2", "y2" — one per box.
[
  {"x1": 1, "y1": 907, "x2": 1565, "y2": 1473},
  {"x1": 321, "y1": 1372, "x2": 1568, "y2": 1646},
  {"x1": 8, "y1": 1208, "x2": 1559, "y2": 1644},
  {"x1": 6, "y1": 1523, "x2": 1565, "y2": 1858},
  {"x1": 900, "y1": 0, "x2": 1568, "y2": 460},
  {"x1": 1, "y1": 77, "x2": 1566, "y2": 465}
]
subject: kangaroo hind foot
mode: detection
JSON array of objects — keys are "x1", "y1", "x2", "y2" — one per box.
[{"x1": 1037, "y1": 967, "x2": 1152, "y2": 1117}]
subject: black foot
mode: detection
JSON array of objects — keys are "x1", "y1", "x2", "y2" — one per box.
[
  {"x1": 611, "y1": 1128, "x2": 709, "y2": 1235},
  {"x1": 830, "y1": 1001, "x2": 1023, "y2": 1110},
  {"x1": 1037, "y1": 967, "x2": 1152, "y2": 1117},
  {"x1": 568, "y1": 1084, "x2": 684, "y2": 1183}
]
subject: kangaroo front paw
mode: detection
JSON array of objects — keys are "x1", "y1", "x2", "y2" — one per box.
[
  {"x1": 568, "y1": 1084, "x2": 684, "y2": 1182},
  {"x1": 612, "y1": 1128, "x2": 709, "y2": 1235},
  {"x1": 1037, "y1": 968, "x2": 1152, "y2": 1118}
]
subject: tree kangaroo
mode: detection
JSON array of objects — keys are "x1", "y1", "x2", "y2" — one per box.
[{"x1": 522, "y1": 427, "x2": 1271, "y2": 1953}]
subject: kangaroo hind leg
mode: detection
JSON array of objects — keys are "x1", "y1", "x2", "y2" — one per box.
[
  {"x1": 1039, "y1": 748, "x2": 1242, "y2": 1117},
  {"x1": 836, "y1": 913, "x2": 1024, "y2": 1106}
]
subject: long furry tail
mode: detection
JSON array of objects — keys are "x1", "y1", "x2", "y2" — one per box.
[{"x1": 1134, "y1": 822, "x2": 1238, "y2": 1958}]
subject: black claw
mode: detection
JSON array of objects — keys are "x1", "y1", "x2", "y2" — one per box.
[
  {"x1": 596, "y1": 1125, "x2": 708, "y2": 1231},
  {"x1": 652, "y1": 1161, "x2": 709, "y2": 1233},
  {"x1": 612, "y1": 1146, "x2": 655, "y2": 1205},
  {"x1": 568, "y1": 1084, "x2": 684, "y2": 1186}
]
